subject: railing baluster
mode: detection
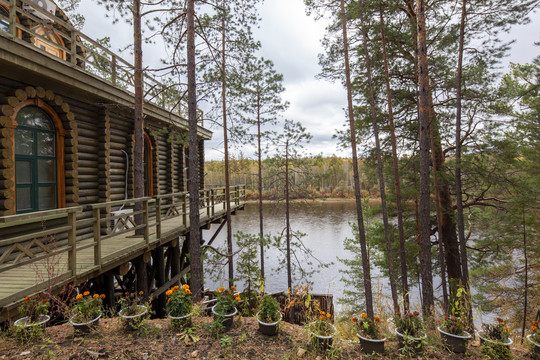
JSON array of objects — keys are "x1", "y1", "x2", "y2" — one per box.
[
  {"x1": 143, "y1": 199, "x2": 149, "y2": 245},
  {"x1": 8, "y1": 0, "x2": 15, "y2": 38},
  {"x1": 182, "y1": 194, "x2": 187, "y2": 226},
  {"x1": 93, "y1": 208, "x2": 101, "y2": 266},
  {"x1": 211, "y1": 188, "x2": 215, "y2": 216},
  {"x1": 112, "y1": 56, "x2": 117, "y2": 85},
  {"x1": 156, "y1": 197, "x2": 162, "y2": 240},
  {"x1": 70, "y1": 29, "x2": 76, "y2": 65},
  {"x1": 67, "y1": 208, "x2": 77, "y2": 278}
]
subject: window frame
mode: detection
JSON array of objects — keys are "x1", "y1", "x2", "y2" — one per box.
[{"x1": 10, "y1": 99, "x2": 66, "y2": 213}]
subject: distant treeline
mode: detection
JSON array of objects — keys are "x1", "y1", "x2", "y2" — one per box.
[{"x1": 205, "y1": 155, "x2": 380, "y2": 199}]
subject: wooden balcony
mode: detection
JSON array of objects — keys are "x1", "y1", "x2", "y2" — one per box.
[{"x1": 0, "y1": 185, "x2": 246, "y2": 322}]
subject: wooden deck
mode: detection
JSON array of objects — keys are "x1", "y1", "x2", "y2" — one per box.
[{"x1": 0, "y1": 186, "x2": 245, "y2": 322}]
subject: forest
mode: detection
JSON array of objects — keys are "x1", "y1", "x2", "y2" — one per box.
[{"x1": 53, "y1": 0, "x2": 540, "y2": 355}]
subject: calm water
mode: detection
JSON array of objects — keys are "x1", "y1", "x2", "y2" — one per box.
[{"x1": 203, "y1": 200, "x2": 395, "y2": 312}]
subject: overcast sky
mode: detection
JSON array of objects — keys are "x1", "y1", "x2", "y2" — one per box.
[{"x1": 78, "y1": 0, "x2": 539, "y2": 161}]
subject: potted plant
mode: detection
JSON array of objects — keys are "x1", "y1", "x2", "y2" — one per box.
[
  {"x1": 307, "y1": 310, "x2": 336, "y2": 350},
  {"x1": 118, "y1": 291, "x2": 149, "y2": 331},
  {"x1": 70, "y1": 291, "x2": 105, "y2": 334},
  {"x1": 14, "y1": 295, "x2": 50, "y2": 328},
  {"x1": 211, "y1": 286, "x2": 240, "y2": 331},
  {"x1": 256, "y1": 295, "x2": 282, "y2": 336},
  {"x1": 527, "y1": 320, "x2": 540, "y2": 358},
  {"x1": 166, "y1": 284, "x2": 193, "y2": 330},
  {"x1": 437, "y1": 287, "x2": 472, "y2": 353},
  {"x1": 353, "y1": 312, "x2": 386, "y2": 354},
  {"x1": 13, "y1": 294, "x2": 50, "y2": 341},
  {"x1": 477, "y1": 318, "x2": 513, "y2": 347},
  {"x1": 394, "y1": 311, "x2": 426, "y2": 356}
]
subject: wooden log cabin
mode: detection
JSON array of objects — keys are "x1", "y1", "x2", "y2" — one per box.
[{"x1": 0, "y1": 0, "x2": 245, "y2": 322}]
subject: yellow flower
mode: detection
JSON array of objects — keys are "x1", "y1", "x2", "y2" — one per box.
[
  {"x1": 76, "y1": 294, "x2": 83, "y2": 300},
  {"x1": 361, "y1": 312, "x2": 367, "y2": 318},
  {"x1": 182, "y1": 284, "x2": 189, "y2": 290},
  {"x1": 93, "y1": 294, "x2": 99, "y2": 299},
  {"x1": 319, "y1": 310, "x2": 325, "y2": 315},
  {"x1": 166, "y1": 290, "x2": 173, "y2": 296},
  {"x1": 234, "y1": 295, "x2": 241, "y2": 301},
  {"x1": 185, "y1": 289, "x2": 192, "y2": 295},
  {"x1": 173, "y1": 286, "x2": 180, "y2": 291},
  {"x1": 326, "y1": 313, "x2": 331, "y2": 318},
  {"x1": 351, "y1": 317, "x2": 358, "y2": 322},
  {"x1": 504, "y1": 327, "x2": 510, "y2": 332},
  {"x1": 139, "y1": 291, "x2": 144, "y2": 295},
  {"x1": 83, "y1": 291, "x2": 90, "y2": 296}
]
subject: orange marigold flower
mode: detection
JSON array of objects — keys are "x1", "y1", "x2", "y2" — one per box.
[
  {"x1": 351, "y1": 317, "x2": 358, "y2": 322},
  {"x1": 320, "y1": 310, "x2": 325, "y2": 315},
  {"x1": 504, "y1": 327, "x2": 510, "y2": 332},
  {"x1": 319, "y1": 315, "x2": 325, "y2": 321},
  {"x1": 35, "y1": 295, "x2": 40, "y2": 299},
  {"x1": 125, "y1": 292, "x2": 129, "y2": 296},
  {"x1": 445, "y1": 317, "x2": 449, "y2": 321},
  {"x1": 396, "y1": 312, "x2": 401, "y2": 317},
  {"x1": 413, "y1": 311, "x2": 419, "y2": 316},
  {"x1": 93, "y1": 294, "x2": 99, "y2": 299},
  {"x1": 174, "y1": 286, "x2": 180, "y2": 291},
  {"x1": 408, "y1": 313, "x2": 414, "y2": 317},
  {"x1": 234, "y1": 295, "x2": 241, "y2": 301},
  {"x1": 533, "y1": 321, "x2": 539, "y2": 325},
  {"x1": 374, "y1": 316, "x2": 381, "y2": 323},
  {"x1": 24, "y1": 296, "x2": 30, "y2": 301},
  {"x1": 167, "y1": 299, "x2": 170, "y2": 303},
  {"x1": 100, "y1": 294, "x2": 106, "y2": 299},
  {"x1": 531, "y1": 326, "x2": 538, "y2": 331},
  {"x1": 361, "y1": 312, "x2": 367, "y2": 318},
  {"x1": 497, "y1": 317, "x2": 504, "y2": 323},
  {"x1": 230, "y1": 286, "x2": 236, "y2": 291},
  {"x1": 138, "y1": 291, "x2": 144, "y2": 295},
  {"x1": 76, "y1": 294, "x2": 83, "y2": 300},
  {"x1": 182, "y1": 284, "x2": 189, "y2": 290},
  {"x1": 185, "y1": 289, "x2": 192, "y2": 295},
  {"x1": 326, "y1": 313, "x2": 331, "y2": 318},
  {"x1": 166, "y1": 290, "x2": 173, "y2": 296},
  {"x1": 83, "y1": 291, "x2": 90, "y2": 296}
]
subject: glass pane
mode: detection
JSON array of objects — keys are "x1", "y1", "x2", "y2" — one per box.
[
  {"x1": 38, "y1": 159, "x2": 55, "y2": 183},
  {"x1": 38, "y1": 186, "x2": 56, "y2": 210},
  {"x1": 0, "y1": 20, "x2": 8, "y2": 33},
  {"x1": 16, "y1": 106, "x2": 54, "y2": 130},
  {"x1": 37, "y1": 132, "x2": 55, "y2": 156},
  {"x1": 16, "y1": 187, "x2": 32, "y2": 211},
  {"x1": 15, "y1": 129, "x2": 34, "y2": 155},
  {"x1": 16, "y1": 161, "x2": 32, "y2": 184}
]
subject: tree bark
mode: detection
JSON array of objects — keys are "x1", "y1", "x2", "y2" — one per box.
[
  {"x1": 358, "y1": 0, "x2": 399, "y2": 314},
  {"x1": 285, "y1": 139, "x2": 292, "y2": 291},
  {"x1": 221, "y1": 14, "x2": 234, "y2": 288},
  {"x1": 415, "y1": 0, "x2": 434, "y2": 315},
  {"x1": 133, "y1": 0, "x2": 144, "y2": 234},
  {"x1": 257, "y1": 90, "x2": 265, "y2": 281},
  {"x1": 455, "y1": 0, "x2": 469, "y2": 290},
  {"x1": 340, "y1": 0, "x2": 373, "y2": 318},
  {"x1": 379, "y1": 2, "x2": 409, "y2": 312},
  {"x1": 187, "y1": 0, "x2": 202, "y2": 301}
]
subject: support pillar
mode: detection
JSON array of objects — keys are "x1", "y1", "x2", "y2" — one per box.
[{"x1": 153, "y1": 247, "x2": 166, "y2": 318}]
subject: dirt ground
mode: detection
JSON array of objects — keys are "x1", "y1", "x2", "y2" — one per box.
[{"x1": 0, "y1": 317, "x2": 536, "y2": 360}]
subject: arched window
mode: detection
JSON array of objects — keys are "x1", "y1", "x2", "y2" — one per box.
[
  {"x1": 14, "y1": 105, "x2": 60, "y2": 213},
  {"x1": 143, "y1": 133, "x2": 153, "y2": 197}
]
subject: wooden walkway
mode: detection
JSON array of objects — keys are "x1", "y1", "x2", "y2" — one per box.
[{"x1": 0, "y1": 186, "x2": 245, "y2": 322}]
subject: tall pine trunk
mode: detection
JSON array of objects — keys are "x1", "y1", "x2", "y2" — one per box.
[
  {"x1": 455, "y1": 0, "x2": 469, "y2": 290},
  {"x1": 415, "y1": 0, "x2": 434, "y2": 315},
  {"x1": 187, "y1": 0, "x2": 202, "y2": 301},
  {"x1": 379, "y1": 2, "x2": 409, "y2": 312},
  {"x1": 357, "y1": 0, "x2": 399, "y2": 314},
  {"x1": 221, "y1": 14, "x2": 234, "y2": 287},
  {"x1": 133, "y1": 0, "x2": 145, "y2": 242},
  {"x1": 257, "y1": 91, "x2": 265, "y2": 281},
  {"x1": 340, "y1": 0, "x2": 374, "y2": 318}
]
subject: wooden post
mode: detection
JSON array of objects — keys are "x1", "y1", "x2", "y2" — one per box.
[
  {"x1": 206, "y1": 190, "x2": 210, "y2": 218},
  {"x1": 182, "y1": 194, "x2": 187, "y2": 226},
  {"x1": 70, "y1": 29, "x2": 76, "y2": 65},
  {"x1": 68, "y1": 209, "x2": 77, "y2": 278},
  {"x1": 211, "y1": 188, "x2": 215, "y2": 216},
  {"x1": 153, "y1": 247, "x2": 166, "y2": 317},
  {"x1": 134, "y1": 256, "x2": 148, "y2": 298},
  {"x1": 143, "y1": 199, "x2": 149, "y2": 245},
  {"x1": 156, "y1": 197, "x2": 162, "y2": 239},
  {"x1": 8, "y1": 0, "x2": 15, "y2": 39},
  {"x1": 111, "y1": 56, "x2": 117, "y2": 85},
  {"x1": 93, "y1": 208, "x2": 102, "y2": 266}
]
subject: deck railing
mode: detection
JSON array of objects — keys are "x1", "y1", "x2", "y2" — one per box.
[
  {"x1": 0, "y1": 0, "x2": 201, "y2": 119},
  {"x1": 0, "y1": 185, "x2": 246, "y2": 277}
]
